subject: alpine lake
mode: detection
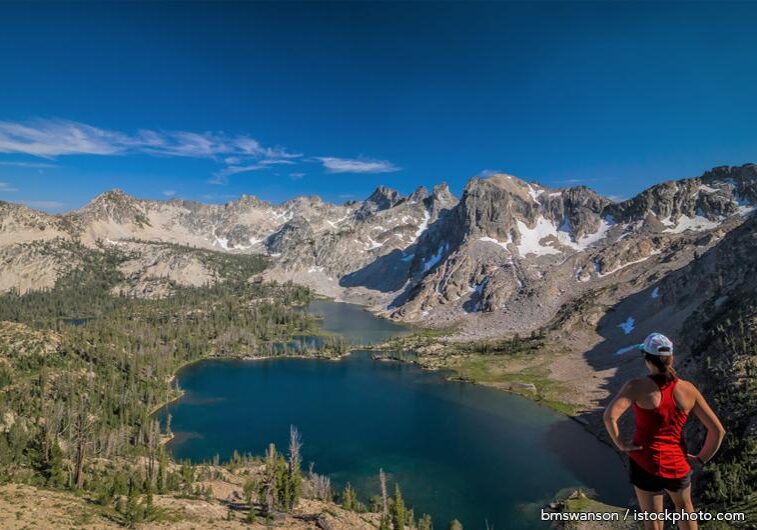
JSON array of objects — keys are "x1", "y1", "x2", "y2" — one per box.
[{"x1": 155, "y1": 299, "x2": 629, "y2": 529}]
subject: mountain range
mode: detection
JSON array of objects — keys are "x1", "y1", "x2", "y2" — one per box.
[{"x1": 1, "y1": 163, "x2": 756, "y2": 342}]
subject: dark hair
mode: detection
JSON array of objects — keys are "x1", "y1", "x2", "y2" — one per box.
[{"x1": 644, "y1": 353, "x2": 677, "y2": 383}]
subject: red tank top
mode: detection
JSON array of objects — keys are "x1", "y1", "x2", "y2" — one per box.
[{"x1": 629, "y1": 376, "x2": 691, "y2": 478}]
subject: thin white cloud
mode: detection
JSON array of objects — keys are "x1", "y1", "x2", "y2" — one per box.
[
  {"x1": 0, "y1": 118, "x2": 299, "y2": 159},
  {"x1": 0, "y1": 118, "x2": 302, "y2": 182},
  {"x1": 0, "y1": 181, "x2": 18, "y2": 192},
  {"x1": 317, "y1": 156, "x2": 400, "y2": 174},
  {"x1": 209, "y1": 163, "x2": 268, "y2": 185},
  {"x1": 479, "y1": 169, "x2": 507, "y2": 177},
  {"x1": 0, "y1": 120, "x2": 125, "y2": 157},
  {"x1": 259, "y1": 159, "x2": 296, "y2": 166},
  {"x1": 0, "y1": 160, "x2": 58, "y2": 169},
  {"x1": 162, "y1": 190, "x2": 177, "y2": 197},
  {"x1": 552, "y1": 177, "x2": 619, "y2": 185},
  {"x1": 0, "y1": 119, "x2": 405, "y2": 185},
  {"x1": 289, "y1": 172, "x2": 306, "y2": 180}
]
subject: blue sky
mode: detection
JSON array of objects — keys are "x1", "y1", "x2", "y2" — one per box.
[{"x1": 1, "y1": 1, "x2": 756, "y2": 212}]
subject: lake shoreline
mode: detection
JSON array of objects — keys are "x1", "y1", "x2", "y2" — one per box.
[
  {"x1": 154, "y1": 346, "x2": 618, "y2": 467},
  {"x1": 152, "y1": 298, "x2": 627, "y2": 525},
  {"x1": 154, "y1": 337, "x2": 629, "y2": 527}
]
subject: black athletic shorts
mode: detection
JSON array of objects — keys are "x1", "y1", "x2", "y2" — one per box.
[{"x1": 629, "y1": 459, "x2": 692, "y2": 493}]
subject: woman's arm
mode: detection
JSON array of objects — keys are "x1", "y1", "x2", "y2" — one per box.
[
  {"x1": 603, "y1": 380, "x2": 643, "y2": 452},
  {"x1": 689, "y1": 387, "x2": 726, "y2": 464}
]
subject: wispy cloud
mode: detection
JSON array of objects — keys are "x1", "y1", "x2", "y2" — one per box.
[
  {"x1": 0, "y1": 160, "x2": 58, "y2": 169},
  {"x1": 259, "y1": 159, "x2": 296, "y2": 166},
  {"x1": 209, "y1": 163, "x2": 268, "y2": 185},
  {"x1": 289, "y1": 172, "x2": 306, "y2": 180},
  {"x1": 0, "y1": 118, "x2": 298, "y2": 159},
  {"x1": 478, "y1": 169, "x2": 509, "y2": 178},
  {"x1": 0, "y1": 119, "x2": 405, "y2": 185},
  {"x1": 317, "y1": 156, "x2": 400, "y2": 174},
  {"x1": 162, "y1": 190, "x2": 177, "y2": 197},
  {"x1": 0, "y1": 118, "x2": 301, "y2": 182},
  {"x1": 551, "y1": 177, "x2": 619, "y2": 185},
  {"x1": 0, "y1": 181, "x2": 18, "y2": 192}
]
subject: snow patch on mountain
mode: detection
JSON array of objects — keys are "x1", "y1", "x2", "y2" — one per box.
[
  {"x1": 618, "y1": 316, "x2": 635, "y2": 334},
  {"x1": 597, "y1": 251, "x2": 661, "y2": 277},
  {"x1": 516, "y1": 217, "x2": 570, "y2": 256},
  {"x1": 364, "y1": 237, "x2": 383, "y2": 250},
  {"x1": 213, "y1": 235, "x2": 230, "y2": 250},
  {"x1": 422, "y1": 242, "x2": 448, "y2": 273},
  {"x1": 412, "y1": 208, "x2": 431, "y2": 242},
  {"x1": 615, "y1": 344, "x2": 639, "y2": 356},
  {"x1": 575, "y1": 217, "x2": 614, "y2": 249},
  {"x1": 326, "y1": 215, "x2": 349, "y2": 228},
  {"x1": 527, "y1": 184, "x2": 544, "y2": 203},
  {"x1": 735, "y1": 195, "x2": 756, "y2": 216},
  {"x1": 662, "y1": 213, "x2": 721, "y2": 234}
]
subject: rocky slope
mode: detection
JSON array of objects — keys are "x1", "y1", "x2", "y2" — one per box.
[
  {"x1": 0, "y1": 164, "x2": 755, "y2": 337},
  {"x1": 0, "y1": 478, "x2": 380, "y2": 530},
  {"x1": 388, "y1": 164, "x2": 756, "y2": 338}
]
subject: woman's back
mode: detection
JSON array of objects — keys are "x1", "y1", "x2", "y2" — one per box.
[
  {"x1": 603, "y1": 332, "x2": 726, "y2": 530},
  {"x1": 630, "y1": 376, "x2": 693, "y2": 479}
]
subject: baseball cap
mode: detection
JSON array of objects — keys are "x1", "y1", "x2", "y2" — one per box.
[{"x1": 639, "y1": 333, "x2": 674, "y2": 356}]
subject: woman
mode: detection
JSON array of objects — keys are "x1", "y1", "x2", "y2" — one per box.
[{"x1": 603, "y1": 333, "x2": 726, "y2": 530}]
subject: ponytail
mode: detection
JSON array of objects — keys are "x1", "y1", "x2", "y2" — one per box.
[{"x1": 644, "y1": 353, "x2": 677, "y2": 383}]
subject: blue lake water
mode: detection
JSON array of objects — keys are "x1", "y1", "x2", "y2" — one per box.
[{"x1": 156, "y1": 300, "x2": 629, "y2": 529}]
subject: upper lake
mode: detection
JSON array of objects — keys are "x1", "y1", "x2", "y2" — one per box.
[{"x1": 156, "y1": 300, "x2": 629, "y2": 529}]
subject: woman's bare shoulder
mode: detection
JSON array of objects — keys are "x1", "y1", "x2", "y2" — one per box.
[
  {"x1": 623, "y1": 377, "x2": 655, "y2": 395},
  {"x1": 674, "y1": 378, "x2": 702, "y2": 403},
  {"x1": 676, "y1": 378, "x2": 699, "y2": 393}
]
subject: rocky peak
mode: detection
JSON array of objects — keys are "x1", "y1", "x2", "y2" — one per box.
[
  {"x1": 701, "y1": 163, "x2": 757, "y2": 204},
  {"x1": 554, "y1": 186, "x2": 610, "y2": 240},
  {"x1": 75, "y1": 188, "x2": 148, "y2": 226},
  {"x1": 457, "y1": 175, "x2": 541, "y2": 241},
  {"x1": 607, "y1": 165, "x2": 757, "y2": 227},
  {"x1": 356, "y1": 186, "x2": 403, "y2": 219},
  {"x1": 282, "y1": 195, "x2": 323, "y2": 209},
  {"x1": 701, "y1": 163, "x2": 757, "y2": 184},
  {"x1": 89, "y1": 188, "x2": 134, "y2": 204},
  {"x1": 235, "y1": 194, "x2": 267, "y2": 208},
  {"x1": 408, "y1": 186, "x2": 429, "y2": 203},
  {"x1": 367, "y1": 186, "x2": 402, "y2": 208},
  {"x1": 431, "y1": 182, "x2": 455, "y2": 203}
]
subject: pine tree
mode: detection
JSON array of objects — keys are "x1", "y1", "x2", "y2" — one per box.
[
  {"x1": 341, "y1": 482, "x2": 357, "y2": 511},
  {"x1": 156, "y1": 450, "x2": 167, "y2": 494},
  {"x1": 418, "y1": 514, "x2": 434, "y2": 530},
  {"x1": 286, "y1": 425, "x2": 302, "y2": 510},
  {"x1": 391, "y1": 483, "x2": 407, "y2": 530}
]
